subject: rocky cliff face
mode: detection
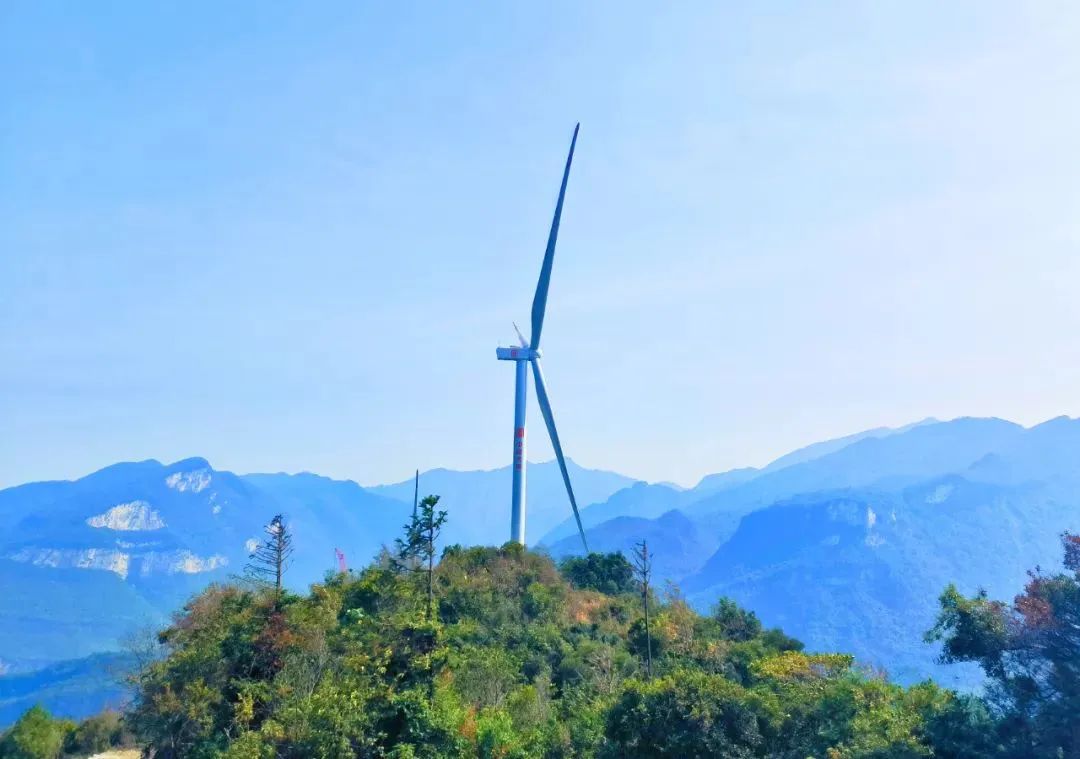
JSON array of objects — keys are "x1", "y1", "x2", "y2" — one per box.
[{"x1": 0, "y1": 458, "x2": 408, "y2": 669}]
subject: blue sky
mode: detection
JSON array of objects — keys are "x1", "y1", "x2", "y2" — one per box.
[{"x1": 2, "y1": 3, "x2": 1079, "y2": 488}]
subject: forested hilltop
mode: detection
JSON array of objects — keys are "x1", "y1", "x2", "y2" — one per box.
[{"x1": 4, "y1": 501, "x2": 1080, "y2": 757}]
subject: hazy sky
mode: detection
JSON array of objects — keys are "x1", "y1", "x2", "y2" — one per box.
[{"x1": 3, "y1": 3, "x2": 1080, "y2": 489}]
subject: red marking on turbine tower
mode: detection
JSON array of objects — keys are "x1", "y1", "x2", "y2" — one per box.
[
  {"x1": 334, "y1": 548, "x2": 347, "y2": 574},
  {"x1": 514, "y1": 427, "x2": 525, "y2": 470}
]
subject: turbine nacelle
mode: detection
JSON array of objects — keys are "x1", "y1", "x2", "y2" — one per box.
[{"x1": 496, "y1": 346, "x2": 541, "y2": 361}]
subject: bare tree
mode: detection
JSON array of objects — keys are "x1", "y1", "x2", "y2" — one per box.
[
  {"x1": 121, "y1": 622, "x2": 163, "y2": 671},
  {"x1": 246, "y1": 514, "x2": 293, "y2": 593},
  {"x1": 632, "y1": 539, "x2": 654, "y2": 679},
  {"x1": 586, "y1": 646, "x2": 626, "y2": 695},
  {"x1": 278, "y1": 637, "x2": 336, "y2": 701}
]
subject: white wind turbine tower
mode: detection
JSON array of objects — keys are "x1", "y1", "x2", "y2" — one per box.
[{"x1": 496, "y1": 124, "x2": 589, "y2": 552}]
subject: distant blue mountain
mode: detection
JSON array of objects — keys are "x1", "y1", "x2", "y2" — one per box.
[
  {"x1": 0, "y1": 457, "x2": 634, "y2": 669},
  {"x1": 6, "y1": 415, "x2": 1080, "y2": 718},
  {"x1": 757, "y1": 418, "x2": 940, "y2": 475},
  {"x1": 370, "y1": 459, "x2": 638, "y2": 548},
  {"x1": 241, "y1": 471, "x2": 409, "y2": 571},
  {"x1": 0, "y1": 561, "x2": 161, "y2": 670},
  {"x1": 547, "y1": 509, "x2": 717, "y2": 582},
  {"x1": 0, "y1": 652, "x2": 133, "y2": 727},
  {"x1": 544, "y1": 419, "x2": 959, "y2": 575},
  {"x1": 965, "y1": 415, "x2": 1080, "y2": 485},
  {"x1": 686, "y1": 417, "x2": 1025, "y2": 518},
  {"x1": 0, "y1": 455, "x2": 638, "y2": 726},
  {"x1": 690, "y1": 467, "x2": 760, "y2": 497},
  {"x1": 540, "y1": 482, "x2": 682, "y2": 546},
  {"x1": 686, "y1": 418, "x2": 939, "y2": 497},
  {"x1": 681, "y1": 474, "x2": 1080, "y2": 686},
  {"x1": 0, "y1": 458, "x2": 408, "y2": 672},
  {"x1": 559, "y1": 416, "x2": 1080, "y2": 685}
]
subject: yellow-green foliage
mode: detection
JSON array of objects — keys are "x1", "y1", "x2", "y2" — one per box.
[
  {"x1": 0, "y1": 706, "x2": 73, "y2": 759},
  {"x1": 63, "y1": 544, "x2": 986, "y2": 758}
]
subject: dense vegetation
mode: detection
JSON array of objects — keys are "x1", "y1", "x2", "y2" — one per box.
[
  {"x1": 6, "y1": 506, "x2": 1080, "y2": 757},
  {"x1": 927, "y1": 532, "x2": 1080, "y2": 757},
  {"x1": 0, "y1": 706, "x2": 132, "y2": 758},
  {"x1": 120, "y1": 542, "x2": 983, "y2": 759}
]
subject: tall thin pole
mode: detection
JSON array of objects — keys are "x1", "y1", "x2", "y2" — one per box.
[
  {"x1": 634, "y1": 540, "x2": 653, "y2": 679},
  {"x1": 412, "y1": 469, "x2": 419, "y2": 521},
  {"x1": 510, "y1": 359, "x2": 528, "y2": 544},
  {"x1": 643, "y1": 544, "x2": 652, "y2": 679},
  {"x1": 426, "y1": 507, "x2": 435, "y2": 622},
  {"x1": 425, "y1": 501, "x2": 436, "y2": 705}
]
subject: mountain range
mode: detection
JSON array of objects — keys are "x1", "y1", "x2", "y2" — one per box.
[{"x1": 4, "y1": 415, "x2": 1080, "y2": 722}]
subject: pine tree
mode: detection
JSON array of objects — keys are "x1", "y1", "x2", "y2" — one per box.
[
  {"x1": 632, "y1": 539, "x2": 654, "y2": 679},
  {"x1": 394, "y1": 494, "x2": 448, "y2": 704},
  {"x1": 395, "y1": 495, "x2": 447, "y2": 622},
  {"x1": 245, "y1": 514, "x2": 293, "y2": 593}
]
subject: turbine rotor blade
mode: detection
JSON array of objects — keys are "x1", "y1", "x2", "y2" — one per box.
[
  {"x1": 530, "y1": 123, "x2": 579, "y2": 351},
  {"x1": 513, "y1": 322, "x2": 529, "y2": 349},
  {"x1": 530, "y1": 358, "x2": 589, "y2": 552}
]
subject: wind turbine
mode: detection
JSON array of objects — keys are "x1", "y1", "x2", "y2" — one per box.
[{"x1": 496, "y1": 124, "x2": 589, "y2": 552}]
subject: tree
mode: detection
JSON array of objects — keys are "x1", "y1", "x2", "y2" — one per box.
[
  {"x1": 713, "y1": 597, "x2": 763, "y2": 642},
  {"x1": 928, "y1": 532, "x2": 1080, "y2": 757},
  {"x1": 394, "y1": 494, "x2": 448, "y2": 706},
  {"x1": 920, "y1": 693, "x2": 1001, "y2": 759},
  {"x1": 603, "y1": 672, "x2": 771, "y2": 758},
  {"x1": 631, "y1": 540, "x2": 654, "y2": 679},
  {"x1": 559, "y1": 552, "x2": 636, "y2": 595},
  {"x1": 120, "y1": 537, "x2": 970, "y2": 758},
  {"x1": 245, "y1": 513, "x2": 293, "y2": 593},
  {"x1": 0, "y1": 706, "x2": 72, "y2": 759},
  {"x1": 395, "y1": 494, "x2": 447, "y2": 622},
  {"x1": 63, "y1": 711, "x2": 129, "y2": 756}
]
